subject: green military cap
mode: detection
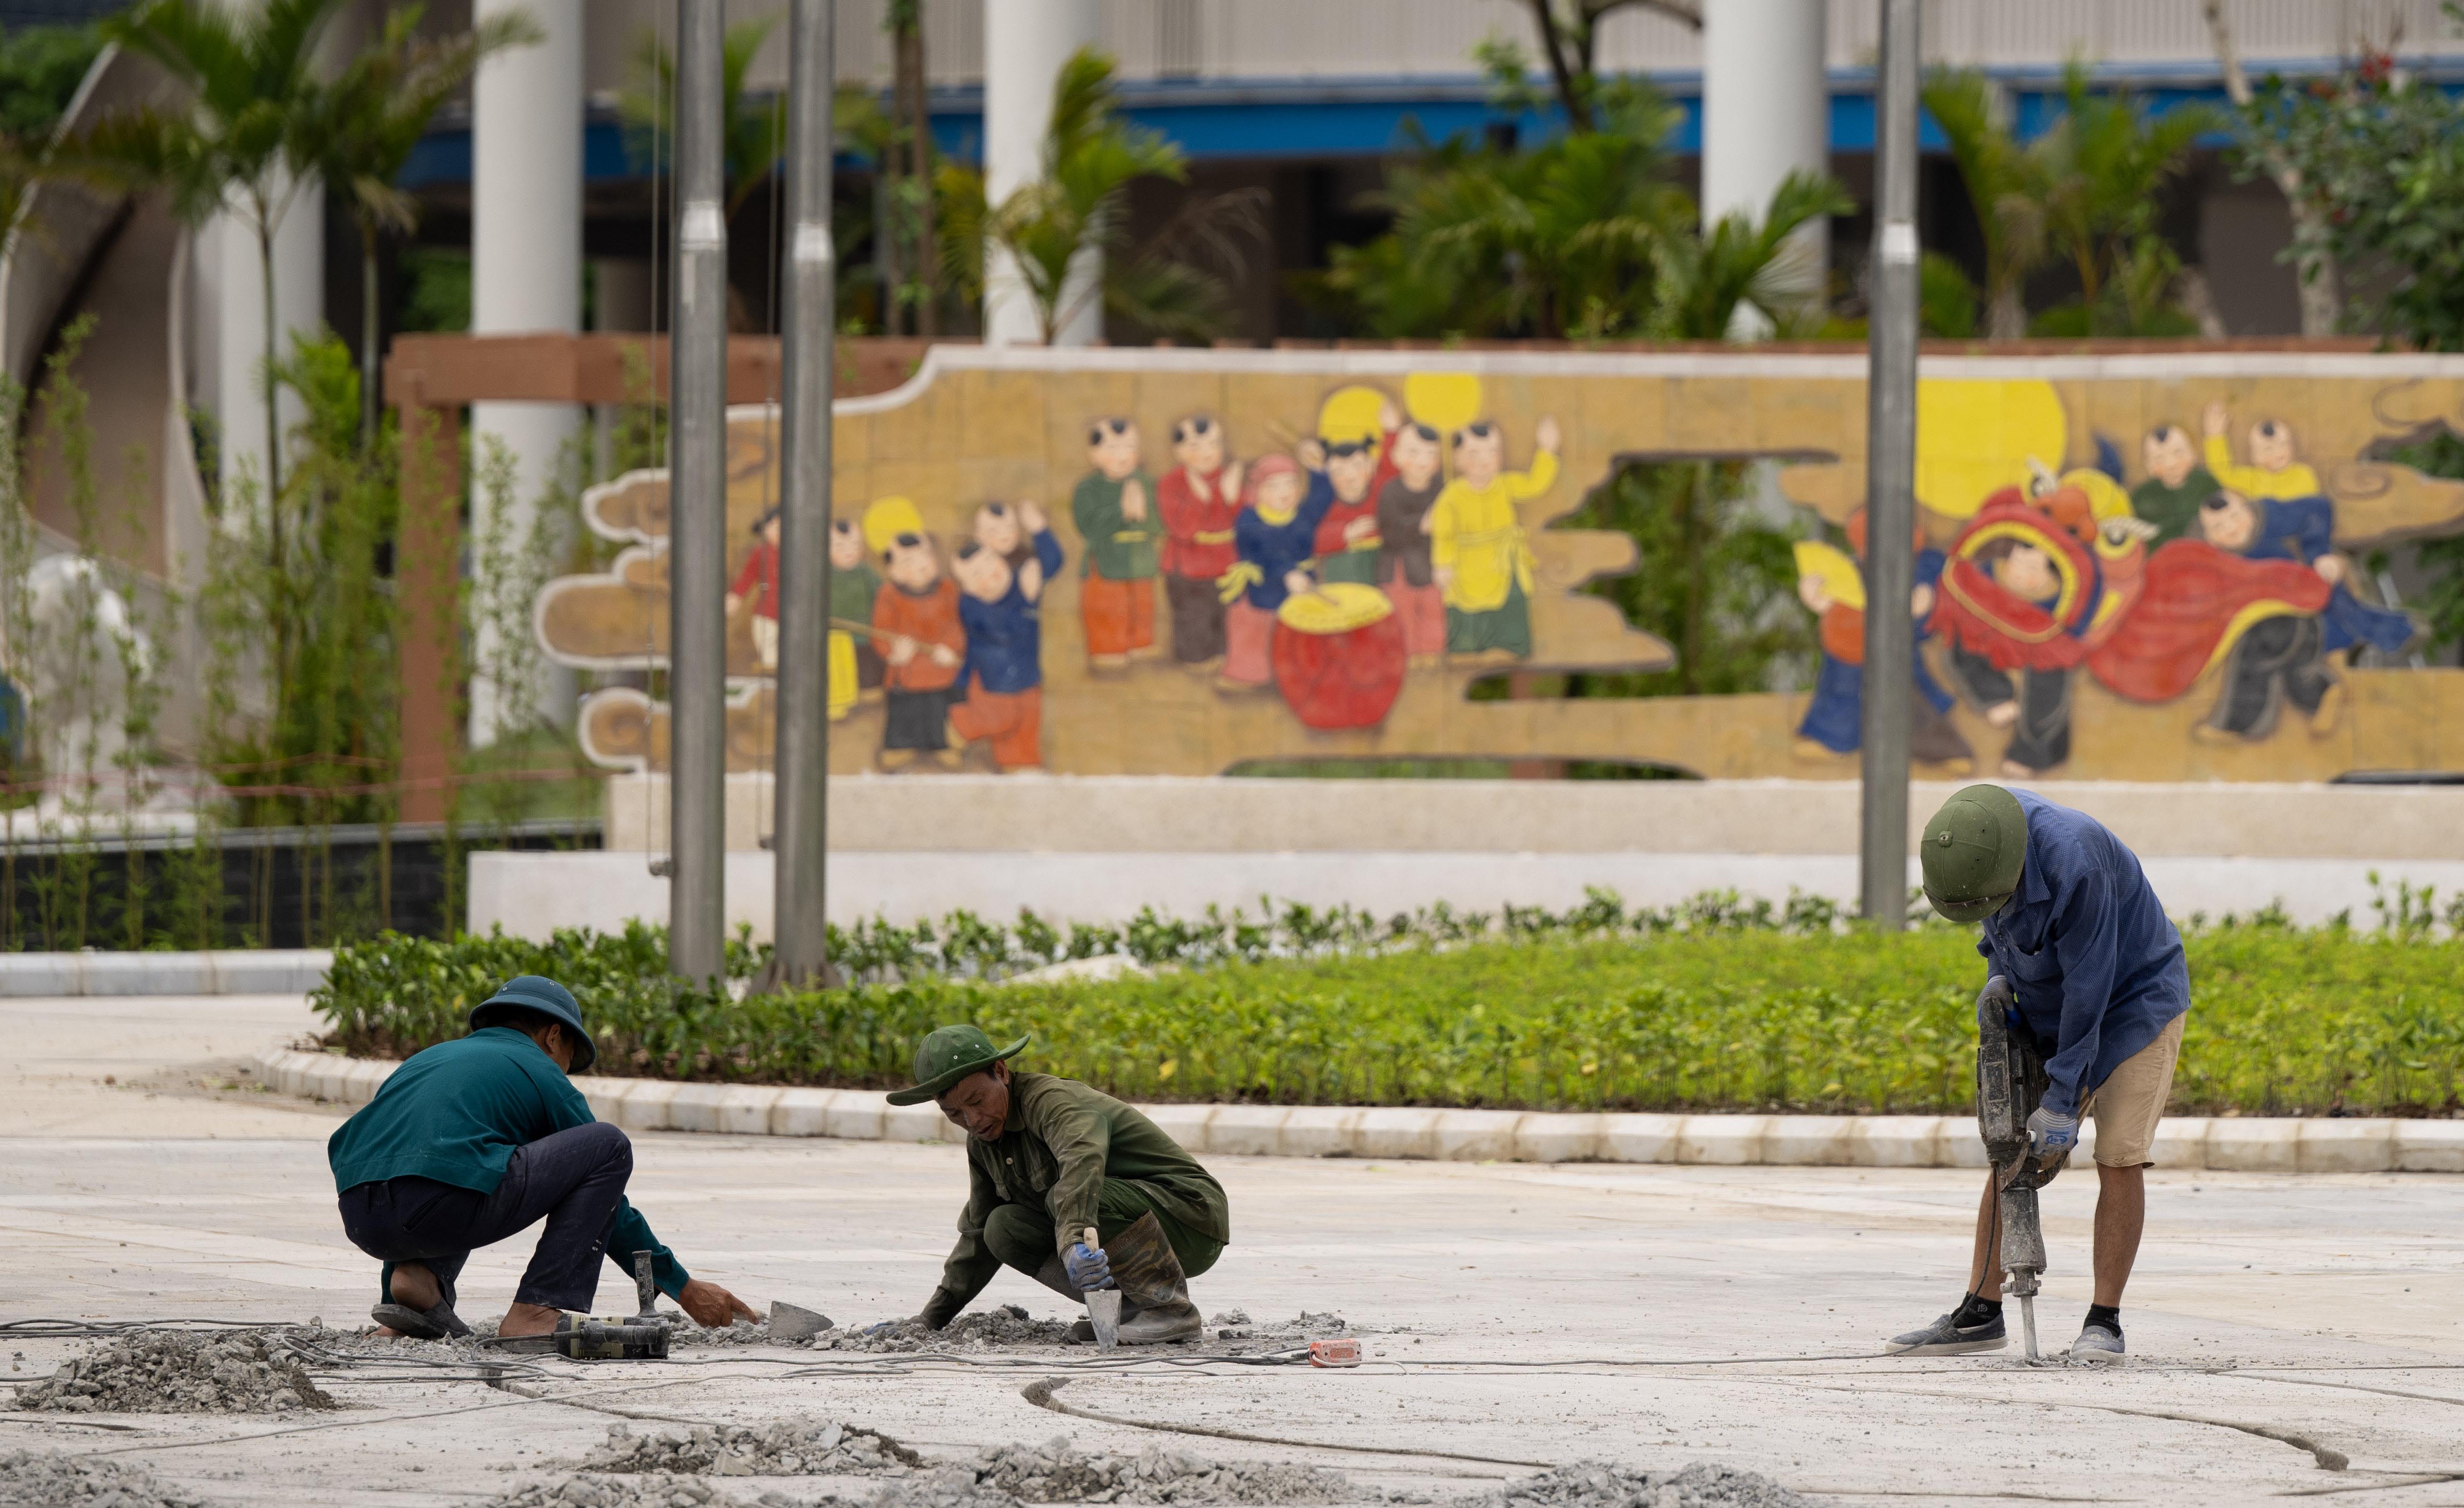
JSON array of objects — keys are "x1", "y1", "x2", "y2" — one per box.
[
  {"x1": 886, "y1": 1024, "x2": 1030, "y2": 1105},
  {"x1": 1921, "y1": 784, "x2": 2027, "y2": 923}
]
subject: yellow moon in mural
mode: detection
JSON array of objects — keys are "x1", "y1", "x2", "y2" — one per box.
[
  {"x1": 1914, "y1": 379, "x2": 2067, "y2": 518},
  {"x1": 1404, "y1": 372, "x2": 1484, "y2": 435}
]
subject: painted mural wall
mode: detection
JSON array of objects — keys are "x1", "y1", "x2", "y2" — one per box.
[{"x1": 534, "y1": 347, "x2": 2464, "y2": 781}]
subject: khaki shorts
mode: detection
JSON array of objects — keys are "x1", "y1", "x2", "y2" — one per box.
[
  {"x1": 2081, "y1": 1013, "x2": 2185, "y2": 1167},
  {"x1": 750, "y1": 614, "x2": 779, "y2": 671}
]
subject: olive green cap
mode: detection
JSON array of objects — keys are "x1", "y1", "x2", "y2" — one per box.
[
  {"x1": 1920, "y1": 784, "x2": 2027, "y2": 923},
  {"x1": 885, "y1": 1024, "x2": 1029, "y2": 1105}
]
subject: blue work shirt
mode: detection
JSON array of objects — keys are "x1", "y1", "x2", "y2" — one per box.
[
  {"x1": 959, "y1": 530, "x2": 1065, "y2": 695},
  {"x1": 1976, "y1": 790, "x2": 2189, "y2": 1118}
]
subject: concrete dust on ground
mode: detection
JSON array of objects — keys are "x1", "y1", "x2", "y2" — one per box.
[
  {"x1": 803, "y1": 1306, "x2": 1078, "y2": 1352},
  {"x1": 11, "y1": 1330, "x2": 337, "y2": 1415},
  {"x1": 482, "y1": 1474, "x2": 804, "y2": 1508},
  {"x1": 1487, "y1": 1464, "x2": 1818, "y2": 1508},
  {"x1": 592, "y1": 1419, "x2": 924, "y2": 1476},
  {"x1": 950, "y1": 1436, "x2": 1366, "y2": 1504},
  {"x1": 0, "y1": 1447, "x2": 216, "y2": 1506}
]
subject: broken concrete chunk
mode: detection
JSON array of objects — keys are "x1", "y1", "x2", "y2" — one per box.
[{"x1": 768, "y1": 1301, "x2": 834, "y2": 1340}]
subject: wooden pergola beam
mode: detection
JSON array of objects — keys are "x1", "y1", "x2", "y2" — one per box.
[{"x1": 386, "y1": 332, "x2": 785, "y2": 822}]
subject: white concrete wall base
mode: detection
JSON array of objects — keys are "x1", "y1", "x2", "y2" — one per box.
[
  {"x1": 258, "y1": 1048, "x2": 2464, "y2": 1174},
  {"x1": 1, "y1": 950, "x2": 332, "y2": 997},
  {"x1": 469, "y1": 847, "x2": 2464, "y2": 939}
]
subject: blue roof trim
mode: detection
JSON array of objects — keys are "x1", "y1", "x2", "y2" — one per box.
[{"x1": 394, "y1": 62, "x2": 2427, "y2": 188}]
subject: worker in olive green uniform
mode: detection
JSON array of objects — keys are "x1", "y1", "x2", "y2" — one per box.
[{"x1": 888, "y1": 1025, "x2": 1230, "y2": 1345}]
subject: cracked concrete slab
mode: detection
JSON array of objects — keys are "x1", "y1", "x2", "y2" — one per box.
[{"x1": 5, "y1": 993, "x2": 2462, "y2": 1508}]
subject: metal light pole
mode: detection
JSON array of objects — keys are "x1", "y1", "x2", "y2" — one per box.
[
  {"x1": 1859, "y1": 0, "x2": 1922, "y2": 929},
  {"x1": 668, "y1": 0, "x2": 727, "y2": 982},
  {"x1": 771, "y1": 0, "x2": 837, "y2": 985}
]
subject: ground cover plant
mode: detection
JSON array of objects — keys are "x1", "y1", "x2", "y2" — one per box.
[{"x1": 310, "y1": 884, "x2": 2464, "y2": 1119}]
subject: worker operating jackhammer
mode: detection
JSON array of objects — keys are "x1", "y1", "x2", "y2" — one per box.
[
  {"x1": 1887, "y1": 786, "x2": 2190, "y2": 1364},
  {"x1": 326, "y1": 976, "x2": 758, "y2": 1342},
  {"x1": 890, "y1": 1025, "x2": 1231, "y2": 1345}
]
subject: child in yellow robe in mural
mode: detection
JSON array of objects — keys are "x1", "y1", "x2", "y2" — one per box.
[
  {"x1": 2200, "y1": 400, "x2": 2321, "y2": 501},
  {"x1": 1429, "y1": 415, "x2": 1559, "y2": 662}
]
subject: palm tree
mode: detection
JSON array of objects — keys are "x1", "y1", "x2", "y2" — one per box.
[
  {"x1": 2029, "y1": 66, "x2": 2215, "y2": 334},
  {"x1": 86, "y1": 0, "x2": 345, "y2": 512},
  {"x1": 1642, "y1": 169, "x2": 1853, "y2": 340},
  {"x1": 1921, "y1": 68, "x2": 2045, "y2": 341},
  {"x1": 623, "y1": 16, "x2": 783, "y2": 223},
  {"x1": 306, "y1": 3, "x2": 541, "y2": 445},
  {"x1": 940, "y1": 46, "x2": 1260, "y2": 343}
]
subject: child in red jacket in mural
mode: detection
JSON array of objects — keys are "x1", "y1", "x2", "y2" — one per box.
[
  {"x1": 725, "y1": 508, "x2": 783, "y2": 672},
  {"x1": 1157, "y1": 415, "x2": 1244, "y2": 669},
  {"x1": 870, "y1": 533, "x2": 965, "y2": 771}
]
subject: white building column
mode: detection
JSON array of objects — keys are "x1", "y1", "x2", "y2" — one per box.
[
  {"x1": 470, "y1": 0, "x2": 583, "y2": 742},
  {"x1": 204, "y1": 180, "x2": 322, "y2": 507},
  {"x1": 1702, "y1": 0, "x2": 1830, "y2": 334},
  {"x1": 984, "y1": 0, "x2": 1101, "y2": 347}
]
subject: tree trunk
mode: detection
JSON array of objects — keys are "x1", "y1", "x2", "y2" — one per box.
[
  {"x1": 359, "y1": 227, "x2": 381, "y2": 449},
  {"x1": 2290, "y1": 202, "x2": 2344, "y2": 337},
  {"x1": 2205, "y1": 0, "x2": 2343, "y2": 336},
  {"x1": 257, "y1": 213, "x2": 289, "y2": 722},
  {"x1": 897, "y1": 11, "x2": 937, "y2": 338},
  {"x1": 1986, "y1": 282, "x2": 2028, "y2": 341}
]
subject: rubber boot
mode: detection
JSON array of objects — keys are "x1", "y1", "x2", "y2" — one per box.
[
  {"x1": 1026, "y1": 1253, "x2": 1100, "y2": 1343},
  {"x1": 1103, "y1": 1212, "x2": 1201, "y2": 1345}
]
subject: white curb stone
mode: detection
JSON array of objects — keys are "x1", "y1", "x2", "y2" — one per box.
[
  {"x1": 0, "y1": 949, "x2": 333, "y2": 996},
  {"x1": 250, "y1": 1050, "x2": 2460, "y2": 1173}
]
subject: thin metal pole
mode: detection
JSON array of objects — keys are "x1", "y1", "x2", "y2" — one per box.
[
  {"x1": 773, "y1": 0, "x2": 836, "y2": 985},
  {"x1": 669, "y1": 0, "x2": 727, "y2": 982},
  {"x1": 1859, "y1": 0, "x2": 1921, "y2": 930}
]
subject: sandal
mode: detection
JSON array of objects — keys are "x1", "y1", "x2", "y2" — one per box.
[{"x1": 371, "y1": 1301, "x2": 472, "y2": 1340}]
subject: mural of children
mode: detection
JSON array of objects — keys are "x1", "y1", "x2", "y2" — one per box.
[
  {"x1": 829, "y1": 518, "x2": 885, "y2": 700},
  {"x1": 1790, "y1": 509, "x2": 1973, "y2": 772},
  {"x1": 724, "y1": 507, "x2": 783, "y2": 672},
  {"x1": 971, "y1": 501, "x2": 1038, "y2": 572},
  {"x1": 950, "y1": 503, "x2": 1065, "y2": 772},
  {"x1": 1375, "y1": 420, "x2": 1447, "y2": 666},
  {"x1": 1156, "y1": 415, "x2": 1245, "y2": 669},
  {"x1": 2088, "y1": 491, "x2": 2337, "y2": 741},
  {"x1": 870, "y1": 533, "x2": 966, "y2": 771},
  {"x1": 1218, "y1": 453, "x2": 1333, "y2": 690},
  {"x1": 1311, "y1": 390, "x2": 1399, "y2": 587},
  {"x1": 1071, "y1": 418, "x2": 1160, "y2": 670},
  {"x1": 1430, "y1": 416, "x2": 1559, "y2": 663},
  {"x1": 2129, "y1": 423, "x2": 2220, "y2": 545},
  {"x1": 2200, "y1": 400, "x2": 2322, "y2": 500},
  {"x1": 2193, "y1": 488, "x2": 2414, "y2": 658},
  {"x1": 1931, "y1": 490, "x2": 2115, "y2": 777}
]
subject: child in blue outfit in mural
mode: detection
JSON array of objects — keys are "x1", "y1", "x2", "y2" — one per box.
[
  {"x1": 1794, "y1": 509, "x2": 1974, "y2": 772},
  {"x1": 1217, "y1": 453, "x2": 1334, "y2": 690},
  {"x1": 948, "y1": 502, "x2": 1065, "y2": 771}
]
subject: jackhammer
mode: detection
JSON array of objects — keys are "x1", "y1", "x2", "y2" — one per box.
[{"x1": 1975, "y1": 974, "x2": 2066, "y2": 1362}]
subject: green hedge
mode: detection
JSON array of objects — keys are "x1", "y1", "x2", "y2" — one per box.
[{"x1": 310, "y1": 892, "x2": 2464, "y2": 1117}]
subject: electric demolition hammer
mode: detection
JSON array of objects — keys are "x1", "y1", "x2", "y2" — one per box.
[
  {"x1": 1975, "y1": 974, "x2": 2067, "y2": 1362},
  {"x1": 487, "y1": 1251, "x2": 674, "y2": 1359}
]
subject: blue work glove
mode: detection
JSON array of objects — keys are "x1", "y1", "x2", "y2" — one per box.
[
  {"x1": 1063, "y1": 1240, "x2": 1114, "y2": 1292},
  {"x1": 2026, "y1": 1104, "x2": 2080, "y2": 1161}
]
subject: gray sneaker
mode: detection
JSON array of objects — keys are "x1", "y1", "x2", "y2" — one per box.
[
  {"x1": 1886, "y1": 1309, "x2": 2007, "y2": 1356},
  {"x1": 2070, "y1": 1323, "x2": 2124, "y2": 1364}
]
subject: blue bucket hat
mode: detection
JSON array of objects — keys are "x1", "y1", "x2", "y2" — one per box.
[{"x1": 469, "y1": 975, "x2": 596, "y2": 1072}]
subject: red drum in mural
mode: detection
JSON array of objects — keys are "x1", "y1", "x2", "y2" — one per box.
[{"x1": 1272, "y1": 583, "x2": 1407, "y2": 729}]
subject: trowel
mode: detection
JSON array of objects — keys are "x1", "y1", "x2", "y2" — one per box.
[{"x1": 1082, "y1": 1227, "x2": 1122, "y2": 1350}]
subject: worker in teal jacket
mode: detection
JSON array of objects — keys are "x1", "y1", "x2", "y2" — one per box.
[{"x1": 327, "y1": 975, "x2": 757, "y2": 1340}]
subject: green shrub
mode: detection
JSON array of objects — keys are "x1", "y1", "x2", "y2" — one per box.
[{"x1": 310, "y1": 889, "x2": 2464, "y2": 1118}]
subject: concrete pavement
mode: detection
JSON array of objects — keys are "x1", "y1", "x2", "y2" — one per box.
[{"x1": 6, "y1": 994, "x2": 2464, "y2": 1507}]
